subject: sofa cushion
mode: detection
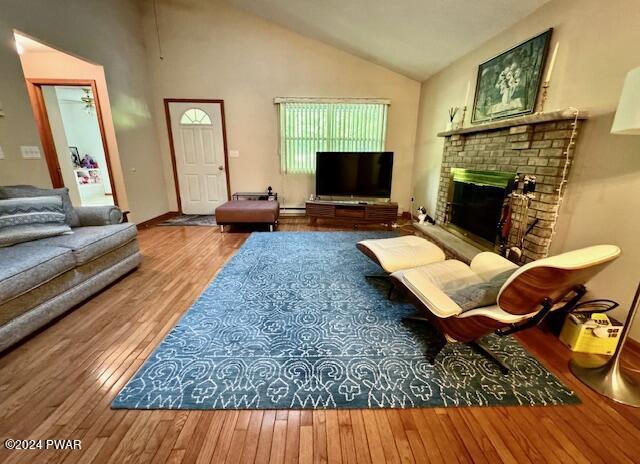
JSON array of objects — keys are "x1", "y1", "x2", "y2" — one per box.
[
  {"x1": 0, "y1": 185, "x2": 80, "y2": 226},
  {"x1": 0, "y1": 196, "x2": 72, "y2": 247},
  {"x1": 22, "y1": 223, "x2": 137, "y2": 265},
  {"x1": 0, "y1": 244, "x2": 75, "y2": 305},
  {"x1": 0, "y1": 240, "x2": 139, "y2": 325}
]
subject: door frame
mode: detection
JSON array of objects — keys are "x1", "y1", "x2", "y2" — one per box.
[
  {"x1": 24, "y1": 78, "x2": 119, "y2": 205},
  {"x1": 163, "y1": 98, "x2": 231, "y2": 214}
]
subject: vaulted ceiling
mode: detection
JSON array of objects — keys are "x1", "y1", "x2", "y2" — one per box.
[{"x1": 225, "y1": 0, "x2": 549, "y2": 81}]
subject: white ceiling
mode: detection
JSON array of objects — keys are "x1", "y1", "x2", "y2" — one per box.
[{"x1": 225, "y1": 0, "x2": 549, "y2": 81}]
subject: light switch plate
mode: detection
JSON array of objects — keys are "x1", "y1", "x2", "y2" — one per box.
[
  {"x1": 21, "y1": 146, "x2": 42, "y2": 159},
  {"x1": 0, "y1": 146, "x2": 4, "y2": 159},
  {"x1": 229, "y1": 150, "x2": 240, "y2": 158}
]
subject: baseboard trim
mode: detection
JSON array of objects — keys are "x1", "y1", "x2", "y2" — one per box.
[{"x1": 136, "y1": 211, "x2": 180, "y2": 229}]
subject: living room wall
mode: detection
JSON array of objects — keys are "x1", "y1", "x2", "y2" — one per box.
[
  {"x1": 412, "y1": 0, "x2": 640, "y2": 339},
  {"x1": 0, "y1": 0, "x2": 168, "y2": 223},
  {"x1": 140, "y1": 0, "x2": 421, "y2": 212}
]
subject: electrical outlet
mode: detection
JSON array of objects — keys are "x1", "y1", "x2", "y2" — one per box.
[
  {"x1": 229, "y1": 150, "x2": 240, "y2": 158},
  {"x1": 20, "y1": 146, "x2": 41, "y2": 159}
]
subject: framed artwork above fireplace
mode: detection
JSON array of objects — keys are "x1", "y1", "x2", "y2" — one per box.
[{"x1": 471, "y1": 29, "x2": 552, "y2": 124}]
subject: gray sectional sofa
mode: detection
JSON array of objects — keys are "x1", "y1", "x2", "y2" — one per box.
[{"x1": 0, "y1": 187, "x2": 141, "y2": 352}]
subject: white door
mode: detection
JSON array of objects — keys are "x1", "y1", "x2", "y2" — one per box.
[{"x1": 169, "y1": 102, "x2": 228, "y2": 214}]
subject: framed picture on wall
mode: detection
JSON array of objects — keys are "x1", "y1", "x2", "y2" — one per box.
[
  {"x1": 471, "y1": 28, "x2": 552, "y2": 124},
  {"x1": 70, "y1": 146, "x2": 81, "y2": 168}
]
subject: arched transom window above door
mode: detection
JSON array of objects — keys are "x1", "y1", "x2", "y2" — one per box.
[{"x1": 180, "y1": 108, "x2": 212, "y2": 125}]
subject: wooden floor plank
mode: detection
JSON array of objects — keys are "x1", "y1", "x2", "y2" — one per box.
[
  {"x1": 397, "y1": 410, "x2": 428, "y2": 464},
  {"x1": 360, "y1": 410, "x2": 388, "y2": 464},
  {"x1": 254, "y1": 410, "x2": 277, "y2": 464},
  {"x1": 337, "y1": 410, "x2": 358, "y2": 464},
  {"x1": 349, "y1": 410, "x2": 372, "y2": 464},
  {"x1": 311, "y1": 410, "x2": 327, "y2": 464},
  {"x1": 408, "y1": 409, "x2": 444, "y2": 463},
  {"x1": 284, "y1": 411, "x2": 300, "y2": 464},
  {"x1": 0, "y1": 218, "x2": 639, "y2": 464},
  {"x1": 446, "y1": 409, "x2": 498, "y2": 464},
  {"x1": 149, "y1": 412, "x2": 189, "y2": 464},
  {"x1": 180, "y1": 413, "x2": 215, "y2": 464},
  {"x1": 268, "y1": 418, "x2": 287, "y2": 464},
  {"x1": 420, "y1": 410, "x2": 460, "y2": 463},
  {"x1": 384, "y1": 410, "x2": 415, "y2": 464},
  {"x1": 325, "y1": 410, "x2": 343, "y2": 464},
  {"x1": 224, "y1": 429, "x2": 246, "y2": 464},
  {"x1": 299, "y1": 425, "x2": 314, "y2": 464},
  {"x1": 372, "y1": 408, "x2": 402, "y2": 463},
  {"x1": 210, "y1": 411, "x2": 240, "y2": 464},
  {"x1": 239, "y1": 410, "x2": 264, "y2": 464}
]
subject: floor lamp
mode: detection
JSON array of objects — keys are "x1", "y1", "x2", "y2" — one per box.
[{"x1": 569, "y1": 66, "x2": 640, "y2": 407}]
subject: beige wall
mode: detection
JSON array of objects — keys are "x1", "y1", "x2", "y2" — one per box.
[
  {"x1": 140, "y1": 0, "x2": 421, "y2": 212},
  {"x1": 0, "y1": 0, "x2": 167, "y2": 223},
  {"x1": 413, "y1": 0, "x2": 640, "y2": 339}
]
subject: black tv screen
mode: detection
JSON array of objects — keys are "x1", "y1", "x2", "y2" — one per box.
[{"x1": 315, "y1": 152, "x2": 393, "y2": 198}]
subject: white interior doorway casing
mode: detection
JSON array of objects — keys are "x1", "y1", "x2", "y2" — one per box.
[{"x1": 167, "y1": 101, "x2": 229, "y2": 214}]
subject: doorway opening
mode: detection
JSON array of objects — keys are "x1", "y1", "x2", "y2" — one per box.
[
  {"x1": 29, "y1": 81, "x2": 116, "y2": 206},
  {"x1": 14, "y1": 31, "x2": 127, "y2": 209},
  {"x1": 165, "y1": 99, "x2": 231, "y2": 214}
]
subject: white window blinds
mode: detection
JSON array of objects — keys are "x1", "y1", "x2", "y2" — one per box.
[{"x1": 278, "y1": 101, "x2": 388, "y2": 174}]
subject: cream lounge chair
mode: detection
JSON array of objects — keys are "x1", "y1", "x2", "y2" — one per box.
[
  {"x1": 357, "y1": 235, "x2": 446, "y2": 298},
  {"x1": 390, "y1": 245, "x2": 621, "y2": 372},
  {"x1": 357, "y1": 235, "x2": 446, "y2": 273}
]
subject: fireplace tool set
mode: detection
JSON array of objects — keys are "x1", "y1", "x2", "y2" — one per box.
[{"x1": 498, "y1": 173, "x2": 538, "y2": 262}]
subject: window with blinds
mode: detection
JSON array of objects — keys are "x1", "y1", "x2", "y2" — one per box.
[{"x1": 278, "y1": 101, "x2": 388, "y2": 174}]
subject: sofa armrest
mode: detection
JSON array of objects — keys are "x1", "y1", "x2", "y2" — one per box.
[
  {"x1": 470, "y1": 252, "x2": 519, "y2": 282},
  {"x1": 74, "y1": 206, "x2": 123, "y2": 226}
]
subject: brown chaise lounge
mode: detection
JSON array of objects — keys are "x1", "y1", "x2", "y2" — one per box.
[{"x1": 215, "y1": 200, "x2": 280, "y2": 232}]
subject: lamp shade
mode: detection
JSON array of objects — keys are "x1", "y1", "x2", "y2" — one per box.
[{"x1": 611, "y1": 66, "x2": 640, "y2": 134}]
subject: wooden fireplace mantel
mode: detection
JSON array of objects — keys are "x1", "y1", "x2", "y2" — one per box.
[{"x1": 437, "y1": 109, "x2": 589, "y2": 138}]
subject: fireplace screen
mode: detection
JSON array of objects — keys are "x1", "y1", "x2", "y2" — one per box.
[{"x1": 446, "y1": 169, "x2": 515, "y2": 245}]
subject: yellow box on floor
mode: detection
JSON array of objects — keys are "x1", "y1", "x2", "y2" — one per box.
[{"x1": 559, "y1": 313, "x2": 622, "y2": 355}]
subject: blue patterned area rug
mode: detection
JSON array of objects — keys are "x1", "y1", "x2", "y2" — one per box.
[{"x1": 112, "y1": 232, "x2": 578, "y2": 410}]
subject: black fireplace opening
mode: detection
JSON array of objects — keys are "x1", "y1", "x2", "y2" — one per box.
[{"x1": 446, "y1": 169, "x2": 514, "y2": 245}]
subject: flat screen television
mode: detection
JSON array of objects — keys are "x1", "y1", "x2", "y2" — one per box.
[{"x1": 315, "y1": 152, "x2": 394, "y2": 198}]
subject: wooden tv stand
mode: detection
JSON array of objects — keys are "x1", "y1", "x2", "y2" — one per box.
[{"x1": 306, "y1": 200, "x2": 398, "y2": 229}]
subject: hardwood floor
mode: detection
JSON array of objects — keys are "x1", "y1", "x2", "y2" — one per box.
[{"x1": 1, "y1": 217, "x2": 640, "y2": 463}]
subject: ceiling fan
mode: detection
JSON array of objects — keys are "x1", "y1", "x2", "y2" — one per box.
[
  {"x1": 80, "y1": 88, "x2": 95, "y2": 111},
  {"x1": 58, "y1": 88, "x2": 95, "y2": 113}
]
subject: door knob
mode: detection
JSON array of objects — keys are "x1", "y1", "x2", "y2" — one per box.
[{"x1": 218, "y1": 165, "x2": 224, "y2": 171}]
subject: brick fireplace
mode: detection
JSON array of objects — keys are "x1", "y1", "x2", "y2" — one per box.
[{"x1": 432, "y1": 110, "x2": 586, "y2": 263}]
